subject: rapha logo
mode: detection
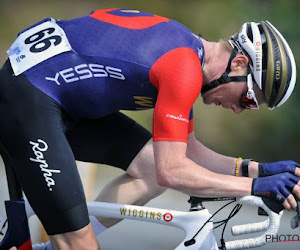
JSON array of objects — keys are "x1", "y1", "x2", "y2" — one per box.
[{"x1": 29, "y1": 139, "x2": 61, "y2": 191}]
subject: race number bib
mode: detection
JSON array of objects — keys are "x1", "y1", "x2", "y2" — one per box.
[{"x1": 7, "y1": 18, "x2": 72, "y2": 76}]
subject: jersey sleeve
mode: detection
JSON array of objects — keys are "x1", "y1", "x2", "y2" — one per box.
[{"x1": 149, "y1": 47, "x2": 202, "y2": 143}]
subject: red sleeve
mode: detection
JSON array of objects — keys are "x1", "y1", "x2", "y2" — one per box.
[{"x1": 149, "y1": 47, "x2": 202, "y2": 143}]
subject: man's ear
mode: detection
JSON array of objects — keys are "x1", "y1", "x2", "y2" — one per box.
[{"x1": 230, "y1": 55, "x2": 249, "y2": 71}]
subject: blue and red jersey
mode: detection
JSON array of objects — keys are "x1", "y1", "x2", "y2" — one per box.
[{"x1": 21, "y1": 8, "x2": 205, "y2": 142}]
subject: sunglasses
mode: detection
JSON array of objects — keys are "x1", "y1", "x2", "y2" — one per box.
[{"x1": 239, "y1": 74, "x2": 259, "y2": 110}]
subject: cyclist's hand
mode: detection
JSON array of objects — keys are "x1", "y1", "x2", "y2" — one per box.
[
  {"x1": 252, "y1": 173, "x2": 300, "y2": 210},
  {"x1": 258, "y1": 160, "x2": 300, "y2": 177}
]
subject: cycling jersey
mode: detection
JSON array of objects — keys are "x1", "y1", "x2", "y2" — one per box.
[
  {"x1": 1, "y1": 8, "x2": 205, "y2": 235},
  {"x1": 12, "y1": 8, "x2": 204, "y2": 143}
]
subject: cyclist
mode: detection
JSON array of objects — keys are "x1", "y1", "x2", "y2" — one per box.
[{"x1": 0, "y1": 8, "x2": 299, "y2": 250}]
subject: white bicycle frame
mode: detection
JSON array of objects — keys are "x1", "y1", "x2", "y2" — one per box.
[{"x1": 25, "y1": 196, "x2": 282, "y2": 250}]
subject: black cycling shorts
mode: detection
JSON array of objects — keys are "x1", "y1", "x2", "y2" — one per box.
[{"x1": 0, "y1": 60, "x2": 152, "y2": 235}]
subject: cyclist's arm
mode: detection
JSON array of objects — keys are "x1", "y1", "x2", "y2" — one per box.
[
  {"x1": 149, "y1": 48, "x2": 252, "y2": 197},
  {"x1": 154, "y1": 140, "x2": 252, "y2": 197},
  {"x1": 186, "y1": 132, "x2": 259, "y2": 177},
  {"x1": 187, "y1": 134, "x2": 300, "y2": 178}
]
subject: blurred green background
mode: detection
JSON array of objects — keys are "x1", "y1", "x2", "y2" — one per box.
[{"x1": 1, "y1": 0, "x2": 300, "y2": 162}]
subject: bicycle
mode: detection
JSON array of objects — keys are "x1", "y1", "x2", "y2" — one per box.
[{"x1": 0, "y1": 151, "x2": 299, "y2": 249}]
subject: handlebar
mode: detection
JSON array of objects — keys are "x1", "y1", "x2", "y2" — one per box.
[
  {"x1": 231, "y1": 219, "x2": 269, "y2": 236},
  {"x1": 225, "y1": 196, "x2": 283, "y2": 250}
]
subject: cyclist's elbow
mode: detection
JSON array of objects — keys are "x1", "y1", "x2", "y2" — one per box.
[
  {"x1": 156, "y1": 170, "x2": 177, "y2": 189},
  {"x1": 156, "y1": 175, "x2": 170, "y2": 188}
]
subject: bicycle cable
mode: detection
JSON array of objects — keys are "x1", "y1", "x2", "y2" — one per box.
[
  {"x1": 213, "y1": 204, "x2": 243, "y2": 229},
  {"x1": 184, "y1": 198, "x2": 237, "y2": 247},
  {"x1": 219, "y1": 204, "x2": 243, "y2": 249}
]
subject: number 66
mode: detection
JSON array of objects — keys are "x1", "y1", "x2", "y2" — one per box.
[{"x1": 24, "y1": 27, "x2": 62, "y2": 53}]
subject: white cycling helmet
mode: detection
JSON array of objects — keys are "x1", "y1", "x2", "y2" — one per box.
[
  {"x1": 201, "y1": 21, "x2": 296, "y2": 110},
  {"x1": 236, "y1": 21, "x2": 296, "y2": 109}
]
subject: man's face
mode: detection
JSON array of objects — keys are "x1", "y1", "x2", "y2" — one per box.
[
  {"x1": 202, "y1": 80, "x2": 247, "y2": 114},
  {"x1": 201, "y1": 67, "x2": 265, "y2": 114}
]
